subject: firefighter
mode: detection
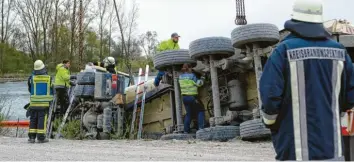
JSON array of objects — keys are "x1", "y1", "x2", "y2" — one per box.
[
  {"x1": 154, "y1": 32, "x2": 180, "y2": 87},
  {"x1": 178, "y1": 63, "x2": 205, "y2": 133},
  {"x1": 259, "y1": 0, "x2": 354, "y2": 160},
  {"x1": 103, "y1": 56, "x2": 117, "y2": 74},
  {"x1": 54, "y1": 59, "x2": 71, "y2": 116},
  {"x1": 27, "y1": 60, "x2": 54, "y2": 143}
]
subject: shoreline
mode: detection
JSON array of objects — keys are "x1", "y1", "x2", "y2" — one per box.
[{"x1": 0, "y1": 78, "x2": 27, "y2": 83}]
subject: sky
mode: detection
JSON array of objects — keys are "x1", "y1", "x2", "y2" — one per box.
[{"x1": 123, "y1": 0, "x2": 354, "y2": 49}]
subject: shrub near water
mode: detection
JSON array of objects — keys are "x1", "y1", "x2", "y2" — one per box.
[{"x1": 0, "y1": 94, "x2": 13, "y2": 135}]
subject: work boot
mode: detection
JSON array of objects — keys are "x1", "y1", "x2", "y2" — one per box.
[
  {"x1": 27, "y1": 138, "x2": 35, "y2": 143},
  {"x1": 37, "y1": 138, "x2": 49, "y2": 143}
]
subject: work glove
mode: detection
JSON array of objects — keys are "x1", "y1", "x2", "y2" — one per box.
[
  {"x1": 26, "y1": 110, "x2": 31, "y2": 118},
  {"x1": 23, "y1": 103, "x2": 30, "y2": 110},
  {"x1": 23, "y1": 103, "x2": 30, "y2": 118}
]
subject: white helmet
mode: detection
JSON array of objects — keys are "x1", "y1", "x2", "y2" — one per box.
[
  {"x1": 34, "y1": 60, "x2": 45, "y2": 70},
  {"x1": 291, "y1": 0, "x2": 323, "y2": 23},
  {"x1": 103, "y1": 57, "x2": 115, "y2": 67}
]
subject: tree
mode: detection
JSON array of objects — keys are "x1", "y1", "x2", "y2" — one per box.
[
  {"x1": 0, "y1": 0, "x2": 16, "y2": 72},
  {"x1": 113, "y1": 0, "x2": 140, "y2": 84},
  {"x1": 97, "y1": 0, "x2": 110, "y2": 60},
  {"x1": 138, "y1": 31, "x2": 158, "y2": 67}
]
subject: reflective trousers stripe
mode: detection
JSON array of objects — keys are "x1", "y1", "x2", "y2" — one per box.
[{"x1": 289, "y1": 60, "x2": 343, "y2": 160}]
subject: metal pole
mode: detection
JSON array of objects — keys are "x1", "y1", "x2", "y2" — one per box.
[
  {"x1": 16, "y1": 118, "x2": 19, "y2": 137},
  {"x1": 209, "y1": 55, "x2": 222, "y2": 118},
  {"x1": 172, "y1": 66, "x2": 183, "y2": 133},
  {"x1": 252, "y1": 43, "x2": 263, "y2": 112}
]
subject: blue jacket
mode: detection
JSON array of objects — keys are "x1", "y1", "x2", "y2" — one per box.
[{"x1": 260, "y1": 30, "x2": 354, "y2": 160}]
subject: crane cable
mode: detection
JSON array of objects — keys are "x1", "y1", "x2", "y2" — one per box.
[{"x1": 235, "y1": 0, "x2": 247, "y2": 25}]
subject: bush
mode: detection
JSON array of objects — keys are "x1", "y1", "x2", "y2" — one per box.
[
  {"x1": 52, "y1": 117, "x2": 81, "y2": 139},
  {"x1": 0, "y1": 94, "x2": 13, "y2": 135}
]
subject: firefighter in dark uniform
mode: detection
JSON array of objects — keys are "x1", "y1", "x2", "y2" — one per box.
[
  {"x1": 259, "y1": 0, "x2": 354, "y2": 160},
  {"x1": 27, "y1": 60, "x2": 54, "y2": 143}
]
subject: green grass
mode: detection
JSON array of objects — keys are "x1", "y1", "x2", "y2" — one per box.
[{"x1": 52, "y1": 117, "x2": 81, "y2": 139}]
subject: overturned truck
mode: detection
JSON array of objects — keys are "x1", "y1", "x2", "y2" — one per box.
[
  {"x1": 124, "y1": 19, "x2": 354, "y2": 142},
  {"x1": 49, "y1": 19, "x2": 354, "y2": 144}
]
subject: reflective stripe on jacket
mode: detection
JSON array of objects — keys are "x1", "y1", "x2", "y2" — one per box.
[
  {"x1": 179, "y1": 73, "x2": 203, "y2": 96},
  {"x1": 260, "y1": 33, "x2": 354, "y2": 160},
  {"x1": 30, "y1": 75, "x2": 54, "y2": 107}
]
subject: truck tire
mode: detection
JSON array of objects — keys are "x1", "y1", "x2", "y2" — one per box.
[
  {"x1": 160, "y1": 133, "x2": 195, "y2": 140},
  {"x1": 143, "y1": 132, "x2": 164, "y2": 140},
  {"x1": 189, "y1": 37, "x2": 234, "y2": 61},
  {"x1": 82, "y1": 85, "x2": 95, "y2": 98},
  {"x1": 339, "y1": 35, "x2": 354, "y2": 47},
  {"x1": 196, "y1": 126, "x2": 240, "y2": 142},
  {"x1": 240, "y1": 119, "x2": 271, "y2": 141},
  {"x1": 231, "y1": 23, "x2": 280, "y2": 49},
  {"x1": 74, "y1": 85, "x2": 84, "y2": 97},
  {"x1": 74, "y1": 85, "x2": 94, "y2": 98},
  {"x1": 153, "y1": 49, "x2": 197, "y2": 71},
  {"x1": 77, "y1": 72, "x2": 95, "y2": 85}
]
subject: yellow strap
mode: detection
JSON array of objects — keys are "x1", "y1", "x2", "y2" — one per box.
[
  {"x1": 29, "y1": 129, "x2": 37, "y2": 133},
  {"x1": 32, "y1": 75, "x2": 53, "y2": 102},
  {"x1": 31, "y1": 95, "x2": 53, "y2": 101},
  {"x1": 37, "y1": 130, "x2": 46, "y2": 134},
  {"x1": 30, "y1": 102, "x2": 50, "y2": 107}
]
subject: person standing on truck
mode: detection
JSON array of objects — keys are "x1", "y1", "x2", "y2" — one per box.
[
  {"x1": 27, "y1": 60, "x2": 54, "y2": 143},
  {"x1": 259, "y1": 0, "x2": 354, "y2": 160},
  {"x1": 179, "y1": 63, "x2": 205, "y2": 133},
  {"x1": 54, "y1": 59, "x2": 71, "y2": 116},
  {"x1": 154, "y1": 32, "x2": 180, "y2": 87}
]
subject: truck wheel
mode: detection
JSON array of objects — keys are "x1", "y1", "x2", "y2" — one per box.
[
  {"x1": 74, "y1": 85, "x2": 84, "y2": 97},
  {"x1": 77, "y1": 72, "x2": 95, "y2": 85},
  {"x1": 75, "y1": 85, "x2": 94, "y2": 98},
  {"x1": 189, "y1": 37, "x2": 234, "y2": 61},
  {"x1": 143, "y1": 132, "x2": 164, "y2": 140},
  {"x1": 231, "y1": 23, "x2": 280, "y2": 49},
  {"x1": 160, "y1": 133, "x2": 195, "y2": 140},
  {"x1": 196, "y1": 126, "x2": 240, "y2": 142},
  {"x1": 153, "y1": 49, "x2": 197, "y2": 71},
  {"x1": 339, "y1": 35, "x2": 354, "y2": 47},
  {"x1": 240, "y1": 119, "x2": 271, "y2": 141}
]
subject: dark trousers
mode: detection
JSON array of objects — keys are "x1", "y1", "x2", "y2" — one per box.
[
  {"x1": 182, "y1": 96, "x2": 205, "y2": 133},
  {"x1": 28, "y1": 108, "x2": 48, "y2": 140},
  {"x1": 55, "y1": 87, "x2": 69, "y2": 115}
]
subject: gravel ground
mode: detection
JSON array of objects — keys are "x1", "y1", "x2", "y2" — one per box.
[{"x1": 0, "y1": 136, "x2": 276, "y2": 161}]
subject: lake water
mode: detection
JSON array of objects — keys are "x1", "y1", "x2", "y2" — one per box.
[{"x1": 0, "y1": 76, "x2": 156, "y2": 120}]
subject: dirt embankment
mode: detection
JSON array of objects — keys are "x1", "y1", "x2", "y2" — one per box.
[{"x1": 0, "y1": 136, "x2": 276, "y2": 161}]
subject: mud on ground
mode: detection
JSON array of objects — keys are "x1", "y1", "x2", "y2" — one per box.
[{"x1": 0, "y1": 136, "x2": 275, "y2": 161}]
